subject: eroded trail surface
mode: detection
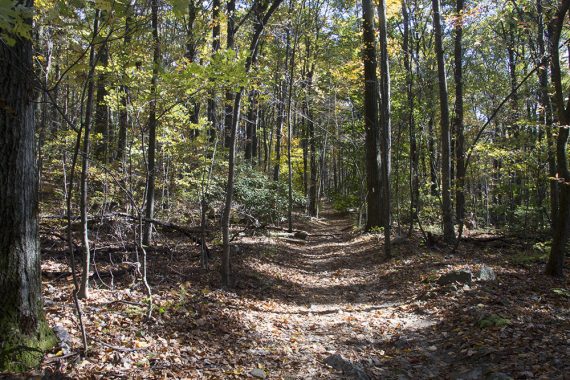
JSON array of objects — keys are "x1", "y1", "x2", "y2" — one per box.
[{"x1": 39, "y1": 207, "x2": 569, "y2": 379}]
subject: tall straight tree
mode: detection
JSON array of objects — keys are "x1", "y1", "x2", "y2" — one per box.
[
  {"x1": 377, "y1": 0, "x2": 391, "y2": 256},
  {"x1": 0, "y1": 0, "x2": 56, "y2": 370},
  {"x1": 116, "y1": 0, "x2": 133, "y2": 160},
  {"x1": 402, "y1": 0, "x2": 419, "y2": 234},
  {"x1": 208, "y1": 0, "x2": 221, "y2": 141},
  {"x1": 536, "y1": 0, "x2": 557, "y2": 233},
  {"x1": 453, "y1": 0, "x2": 465, "y2": 227},
  {"x1": 143, "y1": 0, "x2": 160, "y2": 245},
  {"x1": 545, "y1": 0, "x2": 570, "y2": 277},
  {"x1": 78, "y1": 8, "x2": 101, "y2": 299},
  {"x1": 362, "y1": 0, "x2": 382, "y2": 230},
  {"x1": 221, "y1": 0, "x2": 283, "y2": 287},
  {"x1": 432, "y1": 0, "x2": 455, "y2": 243}
]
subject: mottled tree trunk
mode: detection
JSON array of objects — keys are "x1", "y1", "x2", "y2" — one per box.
[{"x1": 0, "y1": 0, "x2": 56, "y2": 370}]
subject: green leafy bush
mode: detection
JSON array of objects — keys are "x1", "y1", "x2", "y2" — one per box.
[{"x1": 234, "y1": 165, "x2": 304, "y2": 224}]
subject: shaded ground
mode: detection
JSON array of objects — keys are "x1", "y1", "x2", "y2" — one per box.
[{"x1": 22, "y1": 207, "x2": 570, "y2": 378}]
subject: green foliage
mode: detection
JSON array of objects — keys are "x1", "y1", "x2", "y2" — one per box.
[
  {"x1": 330, "y1": 192, "x2": 359, "y2": 212},
  {"x1": 0, "y1": 0, "x2": 32, "y2": 45},
  {"x1": 478, "y1": 314, "x2": 511, "y2": 329},
  {"x1": 234, "y1": 165, "x2": 304, "y2": 224}
]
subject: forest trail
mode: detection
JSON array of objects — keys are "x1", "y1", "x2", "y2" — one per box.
[
  {"x1": 39, "y1": 206, "x2": 569, "y2": 379},
  {"x1": 230, "y1": 207, "x2": 438, "y2": 378}
]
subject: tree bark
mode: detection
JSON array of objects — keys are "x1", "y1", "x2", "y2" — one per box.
[
  {"x1": 362, "y1": 0, "x2": 382, "y2": 230},
  {"x1": 78, "y1": 9, "x2": 101, "y2": 299},
  {"x1": 0, "y1": 0, "x2": 56, "y2": 370},
  {"x1": 378, "y1": 0, "x2": 391, "y2": 256},
  {"x1": 453, "y1": 0, "x2": 465, "y2": 229},
  {"x1": 143, "y1": 0, "x2": 160, "y2": 245},
  {"x1": 432, "y1": 0, "x2": 455, "y2": 243},
  {"x1": 545, "y1": 0, "x2": 570, "y2": 277}
]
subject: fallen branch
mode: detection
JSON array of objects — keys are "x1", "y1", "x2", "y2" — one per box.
[{"x1": 115, "y1": 213, "x2": 211, "y2": 257}]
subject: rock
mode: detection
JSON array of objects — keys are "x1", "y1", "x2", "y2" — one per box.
[
  {"x1": 293, "y1": 230, "x2": 309, "y2": 240},
  {"x1": 249, "y1": 368, "x2": 267, "y2": 379},
  {"x1": 477, "y1": 266, "x2": 496, "y2": 281},
  {"x1": 486, "y1": 373, "x2": 513, "y2": 380},
  {"x1": 391, "y1": 235, "x2": 408, "y2": 246},
  {"x1": 437, "y1": 269, "x2": 473, "y2": 286},
  {"x1": 454, "y1": 366, "x2": 484, "y2": 380},
  {"x1": 53, "y1": 325, "x2": 72, "y2": 354},
  {"x1": 324, "y1": 354, "x2": 370, "y2": 380}
]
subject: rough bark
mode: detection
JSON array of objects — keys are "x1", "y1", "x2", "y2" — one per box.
[
  {"x1": 0, "y1": 1, "x2": 57, "y2": 370},
  {"x1": 362, "y1": 0, "x2": 382, "y2": 230}
]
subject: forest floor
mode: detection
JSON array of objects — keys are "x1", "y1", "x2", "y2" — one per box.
[{"x1": 25, "y1": 207, "x2": 570, "y2": 378}]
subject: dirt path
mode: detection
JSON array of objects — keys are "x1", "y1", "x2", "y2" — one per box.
[
  {"x1": 230, "y1": 208, "x2": 436, "y2": 379},
  {"x1": 38, "y1": 206, "x2": 570, "y2": 379}
]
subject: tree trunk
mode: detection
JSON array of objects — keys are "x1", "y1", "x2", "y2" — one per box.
[
  {"x1": 545, "y1": 0, "x2": 570, "y2": 277},
  {"x1": 273, "y1": 30, "x2": 291, "y2": 181},
  {"x1": 224, "y1": 0, "x2": 236, "y2": 148},
  {"x1": 207, "y1": 0, "x2": 221, "y2": 142},
  {"x1": 0, "y1": 1, "x2": 57, "y2": 371},
  {"x1": 362, "y1": 0, "x2": 382, "y2": 230},
  {"x1": 78, "y1": 9, "x2": 101, "y2": 299},
  {"x1": 432, "y1": 0, "x2": 455, "y2": 243},
  {"x1": 143, "y1": 0, "x2": 160, "y2": 245},
  {"x1": 536, "y1": 0, "x2": 557, "y2": 233},
  {"x1": 402, "y1": 0, "x2": 420, "y2": 235},
  {"x1": 378, "y1": 0, "x2": 391, "y2": 256},
  {"x1": 453, "y1": 0, "x2": 465, "y2": 229},
  {"x1": 94, "y1": 36, "x2": 110, "y2": 161},
  {"x1": 221, "y1": 0, "x2": 283, "y2": 287},
  {"x1": 117, "y1": 1, "x2": 132, "y2": 161}
]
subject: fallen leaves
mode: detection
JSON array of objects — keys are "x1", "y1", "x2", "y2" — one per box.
[{"x1": 34, "y1": 209, "x2": 570, "y2": 379}]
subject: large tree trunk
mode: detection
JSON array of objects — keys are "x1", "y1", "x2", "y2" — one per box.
[
  {"x1": 545, "y1": 0, "x2": 570, "y2": 277},
  {"x1": 432, "y1": 0, "x2": 455, "y2": 243},
  {"x1": 453, "y1": 0, "x2": 465, "y2": 229},
  {"x1": 0, "y1": 0, "x2": 56, "y2": 370},
  {"x1": 143, "y1": 0, "x2": 160, "y2": 245},
  {"x1": 362, "y1": 0, "x2": 382, "y2": 230}
]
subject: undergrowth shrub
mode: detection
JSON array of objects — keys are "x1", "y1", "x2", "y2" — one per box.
[{"x1": 234, "y1": 165, "x2": 304, "y2": 224}]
